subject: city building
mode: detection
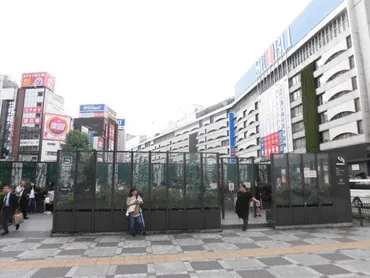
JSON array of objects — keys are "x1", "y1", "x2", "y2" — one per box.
[
  {"x1": 12, "y1": 72, "x2": 71, "y2": 162},
  {"x1": 73, "y1": 104, "x2": 118, "y2": 162},
  {"x1": 128, "y1": 0, "x2": 370, "y2": 173},
  {"x1": 0, "y1": 75, "x2": 18, "y2": 160}
]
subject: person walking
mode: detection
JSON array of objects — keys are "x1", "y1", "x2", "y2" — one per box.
[
  {"x1": 0, "y1": 185, "x2": 20, "y2": 235},
  {"x1": 126, "y1": 188, "x2": 144, "y2": 237},
  {"x1": 16, "y1": 180, "x2": 28, "y2": 219},
  {"x1": 27, "y1": 183, "x2": 38, "y2": 214},
  {"x1": 235, "y1": 184, "x2": 258, "y2": 231}
]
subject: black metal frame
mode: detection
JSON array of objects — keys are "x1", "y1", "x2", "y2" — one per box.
[
  {"x1": 269, "y1": 153, "x2": 352, "y2": 228},
  {"x1": 52, "y1": 150, "x2": 222, "y2": 233}
]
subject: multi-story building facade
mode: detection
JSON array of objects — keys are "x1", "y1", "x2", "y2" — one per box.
[
  {"x1": 73, "y1": 104, "x2": 118, "y2": 162},
  {"x1": 12, "y1": 72, "x2": 70, "y2": 162},
  {"x1": 0, "y1": 75, "x2": 18, "y2": 160},
  {"x1": 128, "y1": 0, "x2": 370, "y2": 174}
]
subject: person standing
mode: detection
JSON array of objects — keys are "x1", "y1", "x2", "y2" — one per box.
[
  {"x1": 126, "y1": 188, "x2": 144, "y2": 237},
  {"x1": 28, "y1": 183, "x2": 38, "y2": 214},
  {"x1": 1, "y1": 185, "x2": 20, "y2": 235},
  {"x1": 16, "y1": 180, "x2": 28, "y2": 219},
  {"x1": 235, "y1": 184, "x2": 258, "y2": 231}
]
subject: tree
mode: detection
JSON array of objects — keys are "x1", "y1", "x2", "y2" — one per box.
[{"x1": 62, "y1": 130, "x2": 91, "y2": 151}]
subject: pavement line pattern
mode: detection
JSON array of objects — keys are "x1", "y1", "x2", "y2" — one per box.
[{"x1": 1, "y1": 240, "x2": 369, "y2": 270}]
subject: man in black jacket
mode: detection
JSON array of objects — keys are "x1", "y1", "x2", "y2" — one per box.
[
  {"x1": 16, "y1": 180, "x2": 28, "y2": 219},
  {"x1": 1, "y1": 186, "x2": 20, "y2": 235}
]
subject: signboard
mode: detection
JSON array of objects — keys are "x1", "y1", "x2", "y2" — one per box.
[
  {"x1": 24, "y1": 107, "x2": 42, "y2": 113},
  {"x1": 21, "y1": 72, "x2": 55, "y2": 91},
  {"x1": 43, "y1": 113, "x2": 72, "y2": 141},
  {"x1": 78, "y1": 112, "x2": 106, "y2": 118},
  {"x1": 228, "y1": 112, "x2": 236, "y2": 164},
  {"x1": 20, "y1": 139, "x2": 39, "y2": 146},
  {"x1": 108, "y1": 108, "x2": 117, "y2": 121},
  {"x1": 109, "y1": 124, "x2": 115, "y2": 151},
  {"x1": 351, "y1": 164, "x2": 360, "y2": 171},
  {"x1": 235, "y1": 0, "x2": 345, "y2": 97},
  {"x1": 22, "y1": 118, "x2": 41, "y2": 125},
  {"x1": 117, "y1": 119, "x2": 125, "y2": 130},
  {"x1": 79, "y1": 104, "x2": 107, "y2": 113},
  {"x1": 259, "y1": 77, "x2": 293, "y2": 157}
]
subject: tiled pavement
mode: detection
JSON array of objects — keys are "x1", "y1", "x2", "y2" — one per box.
[{"x1": 1, "y1": 225, "x2": 370, "y2": 277}]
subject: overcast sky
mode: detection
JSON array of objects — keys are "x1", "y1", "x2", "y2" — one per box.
[{"x1": 0, "y1": 0, "x2": 310, "y2": 135}]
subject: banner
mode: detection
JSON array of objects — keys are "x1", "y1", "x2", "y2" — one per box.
[
  {"x1": 22, "y1": 118, "x2": 41, "y2": 125},
  {"x1": 24, "y1": 107, "x2": 42, "y2": 113},
  {"x1": 43, "y1": 113, "x2": 72, "y2": 141},
  {"x1": 21, "y1": 72, "x2": 55, "y2": 91}
]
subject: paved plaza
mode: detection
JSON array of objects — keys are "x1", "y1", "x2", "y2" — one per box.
[{"x1": 0, "y1": 215, "x2": 370, "y2": 277}]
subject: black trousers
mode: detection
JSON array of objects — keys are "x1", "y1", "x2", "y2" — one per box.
[
  {"x1": 0, "y1": 208, "x2": 12, "y2": 233},
  {"x1": 242, "y1": 217, "x2": 249, "y2": 230},
  {"x1": 19, "y1": 202, "x2": 27, "y2": 219}
]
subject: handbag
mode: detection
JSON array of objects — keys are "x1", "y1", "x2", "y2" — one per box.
[{"x1": 13, "y1": 209, "x2": 24, "y2": 225}]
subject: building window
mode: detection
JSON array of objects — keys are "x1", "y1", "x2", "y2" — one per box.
[
  {"x1": 349, "y1": 56, "x2": 355, "y2": 69},
  {"x1": 319, "y1": 112, "x2": 328, "y2": 124},
  {"x1": 289, "y1": 74, "x2": 300, "y2": 87},
  {"x1": 255, "y1": 114, "x2": 259, "y2": 122},
  {"x1": 257, "y1": 150, "x2": 261, "y2": 157},
  {"x1": 352, "y1": 76, "x2": 358, "y2": 90},
  {"x1": 355, "y1": 98, "x2": 361, "y2": 112},
  {"x1": 320, "y1": 131, "x2": 330, "y2": 143},
  {"x1": 290, "y1": 89, "x2": 301, "y2": 102},
  {"x1": 358, "y1": 120, "x2": 364, "y2": 134},
  {"x1": 346, "y1": 35, "x2": 352, "y2": 49},
  {"x1": 331, "y1": 111, "x2": 354, "y2": 120},
  {"x1": 293, "y1": 138, "x2": 306, "y2": 149},
  {"x1": 221, "y1": 139, "x2": 229, "y2": 146},
  {"x1": 37, "y1": 91, "x2": 43, "y2": 97},
  {"x1": 317, "y1": 94, "x2": 323, "y2": 106},
  {"x1": 292, "y1": 121, "x2": 304, "y2": 133},
  {"x1": 291, "y1": 105, "x2": 303, "y2": 118},
  {"x1": 36, "y1": 102, "x2": 42, "y2": 107},
  {"x1": 255, "y1": 102, "x2": 258, "y2": 110},
  {"x1": 315, "y1": 75, "x2": 324, "y2": 88},
  {"x1": 256, "y1": 125, "x2": 259, "y2": 133}
]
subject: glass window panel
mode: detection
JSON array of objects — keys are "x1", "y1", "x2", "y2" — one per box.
[
  {"x1": 185, "y1": 153, "x2": 201, "y2": 208},
  {"x1": 289, "y1": 154, "x2": 304, "y2": 206},
  {"x1": 317, "y1": 154, "x2": 332, "y2": 205},
  {"x1": 273, "y1": 154, "x2": 290, "y2": 207},
  {"x1": 303, "y1": 154, "x2": 318, "y2": 206},
  {"x1": 203, "y1": 154, "x2": 218, "y2": 207},
  {"x1": 132, "y1": 152, "x2": 149, "y2": 201},
  {"x1": 75, "y1": 152, "x2": 95, "y2": 209}
]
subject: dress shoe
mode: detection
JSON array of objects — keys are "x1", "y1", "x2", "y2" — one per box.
[
  {"x1": 16, "y1": 224, "x2": 20, "y2": 231},
  {"x1": 24, "y1": 217, "x2": 29, "y2": 220},
  {"x1": 1, "y1": 231, "x2": 8, "y2": 236}
]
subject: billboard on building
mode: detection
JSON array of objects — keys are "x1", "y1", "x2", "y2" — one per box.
[
  {"x1": 109, "y1": 124, "x2": 115, "y2": 151},
  {"x1": 108, "y1": 108, "x2": 117, "y2": 121},
  {"x1": 117, "y1": 119, "x2": 125, "y2": 130},
  {"x1": 21, "y1": 72, "x2": 55, "y2": 91},
  {"x1": 259, "y1": 76, "x2": 293, "y2": 158},
  {"x1": 228, "y1": 112, "x2": 236, "y2": 164},
  {"x1": 42, "y1": 113, "x2": 72, "y2": 141}
]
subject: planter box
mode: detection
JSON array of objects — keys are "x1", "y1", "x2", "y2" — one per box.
[
  {"x1": 95, "y1": 211, "x2": 111, "y2": 232},
  {"x1": 305, "y1": 207, "x2": 321, "y2": 225},
  {"x1": 54, "y1": 211, "x2": 73, "y2": 232},
  {"x1": 168, "y1": 210, "x2": 185, "y2": 230},
  {"x1": 186, "y1": 209, "x2": 202, "y2": 230},
  {"x1": 203, "y1": 208, "x2": 221, "y2": 229},
  {"x1": 292, "y1": 207, "x2": 306, "y2": 225},
  {"x1": 320, "y1": 206, "x2": 334, "y2": 224},
  {"x1": 75, "y1": 211, "x2": 92, "y2": 232},
  {"x1": 113, "y1": 210, "x2": 128, "y2": 232},
  {"x1": 150, "y1": 210, "x2": 166, "y2": 231},
  {"x1": 276, "y1": 207, "x2": 293, "y2": 226}
]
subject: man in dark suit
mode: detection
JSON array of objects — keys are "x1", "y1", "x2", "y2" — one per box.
[
  {"x1": 16, "y1": 180, "x2": 28, "y2": 219},
  {"x1": 1, "y1": 186, "x2": 20, "y2": 235}
]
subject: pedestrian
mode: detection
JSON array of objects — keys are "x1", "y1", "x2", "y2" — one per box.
[
  {"x1": 0, "y1": 185, "x2": 20, "y2": 235},
  {"x1": 126, "y1": 188, "x2": 144, "y2": 237},
  {"x1": 235, "y1": 184, "x2": 258, "y2": 231},
  {"x1": 15, "y1": 180, "x2": 28, "y2": 219},
  {"x1": 27, "y1": 183, "x2": 39, "y2": 214}
]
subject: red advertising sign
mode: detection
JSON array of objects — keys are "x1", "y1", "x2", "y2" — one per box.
[
  {"x1": 22, "y1": 118, "x2": 41, "y2": 125},
  {"x1": 43, "y1": 113, "x2": 71, "y2": 141},
  {"x1": 21, "y1": 72, "x2": 55, "y2": 91},
  {"x1": 24, "y1": 107, "x2": 42, "y2": 113}
]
